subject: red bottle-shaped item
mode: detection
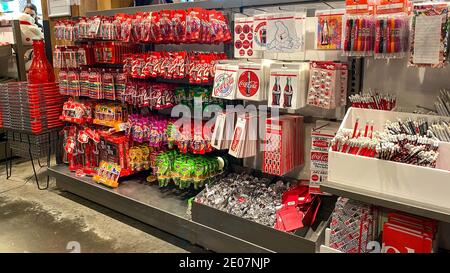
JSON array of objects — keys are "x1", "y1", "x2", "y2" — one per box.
[
  {"x1": 28, "y1": 39, "x2": 55, "y2": 84},
  {"x1": 272, "y1": 76, "x2": 281, "y2": 106}
]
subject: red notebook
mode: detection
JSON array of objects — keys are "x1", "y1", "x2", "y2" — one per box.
[
  {"x1": 387, "y1": 213, "x2": 438, "y2": 238},
  {"x1": 383, "y1": 222, "x2": 433, "y2": 253},
  {"x1": 275, "y1": 206, "x2": 304, "y2": 232}
]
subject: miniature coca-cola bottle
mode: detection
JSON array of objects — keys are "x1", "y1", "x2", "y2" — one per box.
[
  {"x1": 261, "y1": 29, "x2": 266, "y2": 45},
  {"x1": 321, "y1": 20, "x2": 329, "y2": 45},
  {"x1": 283, "y1": 77, "x2": 293, "y2": 108},
  {"x1": 28, "y1": 39, "x2": 55, "y2": 84},
  {"x1": 245, "y1": 71, "x2": 252, "y2": 96},
  {"x1": 272, "y1": 77, "x2": 281, "y2": 106}
]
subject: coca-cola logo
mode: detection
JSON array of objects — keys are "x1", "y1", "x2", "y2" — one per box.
[
  {"x1": 311, "y1": 174, "x2": 319, "y2": 182},
  {"x1": 311, "y1": 152, "x2": 328, "y2": 162},
  {"x1": 238, "y1": 70, "x2": 259, "y2": 97},
  {"x1": 235, "y1": 40, "x2": 242, "y2": 49},
  {"x1": 214, "y1": 73, "x2": 234, "y2": 97},
  {"x1": 313, "y1": 140, "x2": 329, "y2": 148},
  {"x1": 243, "y1": 40, "x2": 250, "y2": 49},
  {"x1": 235, "y1": 25, "x2": 242, "y2": 34}
]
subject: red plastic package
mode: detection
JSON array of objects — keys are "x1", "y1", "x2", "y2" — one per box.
[
  {"x1": 120, "y1": 15, "x2": 132, "y2": 42},
  {"x1": 172, "y1": 10, "x2": 187, "y2": 43},
  {"x1": 186, "y1": 8, "x2": 202, "y2": 42},
  {"x1": 140, "y1": 13, "x2": 151, "y2": 42},
  {"x1": 149, "y1": 11, "x2": 161, "y2": 43},
  {"x1": 132, "y1": 13, "x2": 145, "y2": 42},
  {"x1": 131, "y1": 54, "x2": 146, "y2": 78},
  {"x1": 160, "y1": 10, "x2": 174, "y2": 43}
]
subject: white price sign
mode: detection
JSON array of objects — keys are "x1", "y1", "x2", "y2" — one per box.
[{"x1": 47, "y1": 0, "x2": 71, "y2": 18}]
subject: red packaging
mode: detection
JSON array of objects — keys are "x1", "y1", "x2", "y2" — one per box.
[
  {"x1": 383, "y1": 223, "x2": 433, "y2": 253},
  {"x1": 160, "y1": 10, "x2": 174, "y2": 43},
  {"x1": 172, "y1": 10, "x2": 187, "y2": 43},
  {"x1": 132, "y1": 12, "x2": 145, "y2": 42},
  {"x1": 120, "y1": 15, "x2": 132, "y2": 42},
  {"x1": 186, "y1": 8, "x2": 202, "y2": 42},
  {"x1": 275, "y1": 206, "x2": 304, "y2": 232},
  {"x1": 149, "y1": 11, "x2": 162, "y2": 43},
  {"x1": 131, "y1": 54, "x2": 146, "y2": 78},
  {"x1": 140, "y1": 13, "x2": 151, "y2": 42}
]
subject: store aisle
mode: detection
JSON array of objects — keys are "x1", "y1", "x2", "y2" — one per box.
[{"x1": 0, "y1": 158, "x2": 203, "y2": 253}]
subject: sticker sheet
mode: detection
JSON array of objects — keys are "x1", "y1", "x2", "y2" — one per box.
[{"x1": 266, "y1": 12, "x2": 306, "y2": 54}]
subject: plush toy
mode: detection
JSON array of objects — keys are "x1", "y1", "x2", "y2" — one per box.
[
  {"x1": 16, "y1": 13, "x2": 44, "y2": 71},
  {"x1": 17, "y1": 13, "x2": 43, "y2": 45}
]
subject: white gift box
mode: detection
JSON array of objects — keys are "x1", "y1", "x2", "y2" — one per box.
[{"x1": 328, "y1": 108, "x2": 450, "y2": 209}]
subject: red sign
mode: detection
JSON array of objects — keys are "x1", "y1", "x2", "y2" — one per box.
[
  {"x1": 238, "y1": 71, "x2": 259, "y2": 97},
  {"x1": 243, "y1": 40, "x2": 250, "y2": 49},
  {"x1": 243, "y1": 24, "x2": 251, "y2": 34},
  {"x1": 235, "y1": 25, "x2": 242, "y2": 34},
  {"x1": 311, "y1": 152, "x2": 328, "y2": 162},
  {"x1": 313, "y1": 140, "x2": 329, "y2": 148}
]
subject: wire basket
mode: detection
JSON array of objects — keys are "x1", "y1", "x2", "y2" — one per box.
[{"x1": 6, "y1": 129, "x2": 61, "y2": 159}]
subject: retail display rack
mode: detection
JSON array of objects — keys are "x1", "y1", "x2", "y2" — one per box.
[{"x1": 47, "y1": 0, "x2": 450, "y2": 253}]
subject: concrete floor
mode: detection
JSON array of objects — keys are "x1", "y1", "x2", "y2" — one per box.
[{"x1": 0, "y1": 158, "x2": 204, "y2": 253}]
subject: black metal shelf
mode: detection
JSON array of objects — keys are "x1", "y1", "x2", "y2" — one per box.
[
  {"x1": 321, "y1": 181, "x2": 450, "y2": 223},
  {"x1": 48, "y1": 164, "x2": 276, "y2": 253},
  {"x1": 49, "y1": 164, "x2": 331, "y2": 252}
]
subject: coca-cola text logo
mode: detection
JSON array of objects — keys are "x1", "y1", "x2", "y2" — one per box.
[
  {"x1": 238, "y1": 70, "x2": 259, "y2": 97},
  {"x1": 214, "y1": 73, "x2": 234, "y2": 97},
  {"x1": 313, "y1": 140, "x2": 329, "y2": 148},
  {"x1": 311, "y1": 152, "x2": 328, "y2": 162}
]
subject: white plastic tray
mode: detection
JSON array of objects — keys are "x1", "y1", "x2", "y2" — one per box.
[{"x1": 328, "y1": 108, "x2": 450, "y2": 209}]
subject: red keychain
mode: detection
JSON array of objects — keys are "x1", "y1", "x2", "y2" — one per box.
[
  {"x1": 141, "y1": 13, "x2": 151, "y2": 42},
  {"x1": 160, "y1": 10, "x2": 174, "y2": 43},
  {"x1": 132, "y1": 12, "x2": 145, "y2": 42},
  {"x1": 121, "y1": 15, "x2": 132, "y2": 42},
  {"x1": 186, "y1": 8, "x2": 202, "y2": 42},
  {"x1": 149, "y1": 11, "x2": 161, "y2": 43},
  {"x1": 172, "y1": 10, "x2": 186, "y2": 43}
]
